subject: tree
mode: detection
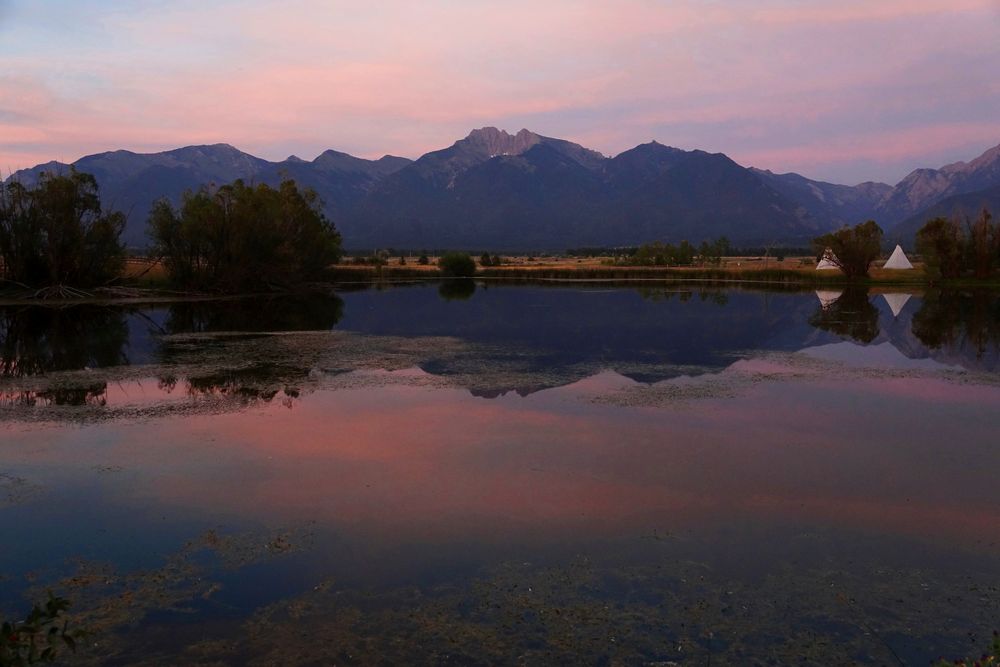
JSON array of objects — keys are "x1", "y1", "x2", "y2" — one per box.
[
  {"x1": 966, "y1": 208, "x2": 998, "y2": 279},
  {"x1": 915, "y1": 217, "x2": 964, "y2": 280},
  {"x1": 0, "y1": 171, "x2": 125, "y2": 287},
  {"x1": 418, "y1": 252, "x2": 430, "y2": 265},
  {"x1": 479, "y1": 252, "x2": 493, "y2": 267},
  {"x1": 812, "y1": 220, "x2": 883, "y2": 279},
  {"x1": 437, "y1": 251, "x2": 476, "y2": 277},
  {"x1": 148, "y1": 179, "x2": 341, "y2": 291}
]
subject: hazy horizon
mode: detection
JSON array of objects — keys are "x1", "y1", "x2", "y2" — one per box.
[{"x1": 2, "y1": 0, "x2": 1000, "y2": 184}]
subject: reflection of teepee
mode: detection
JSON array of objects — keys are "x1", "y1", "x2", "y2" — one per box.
[
  {"x1": 816, "y1": 248, "x2": 840, "y2": 270},
  {"x1": 883, "y1": 244, "x2": 913, "y2": 270},
  {"x1": 815, "y1": 290, "x2": 844, "y2": 310},
  {"x1": 881, "y1": 293, "x2": 912, "y2": 317}
]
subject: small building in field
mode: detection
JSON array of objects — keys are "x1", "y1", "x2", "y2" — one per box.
[
  {"x1": 882, "y1": 245, "x2": 914, "y2": 270},
  {"x1": 816, "y1": 248, "x2": 840, "y2": 270}
]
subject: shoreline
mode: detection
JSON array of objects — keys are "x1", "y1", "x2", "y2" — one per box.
[{"x1": 3, "y1": 268, "x2": 998, "y2": 306}]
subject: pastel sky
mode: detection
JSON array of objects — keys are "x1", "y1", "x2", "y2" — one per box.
[{"x1": 2, "y1": 0, "x2": 999, "y2": 184}]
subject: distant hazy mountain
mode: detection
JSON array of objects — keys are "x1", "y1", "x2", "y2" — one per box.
[
  {"x1": 890, "y1": 182, "x2": 1000, "y2": 243},
  {"x1": 8, "y1": 128, "x2": 1000, "y2": 249},
  {"x1": 9, "y1": 144, "x2": 412, "y2": 246},
  {"x1": 877, "y1": 144, "x2": 1000, "y2": 222},
  {"x1": 750, "y1": 169, "x2": 891, "y2": 231}
]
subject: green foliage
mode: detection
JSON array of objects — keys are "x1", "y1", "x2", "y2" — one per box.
[
  {"x1": 623, "y1": 237, "x2": 729, "y2": 267},
  {"x1": 916, "y1": 217, "x2": 965, "y2": 280},
  {"x1": 418, "y1": 252, "x2": 430, "y2": 265},
  {"x1": 148, "y1": 179, "x2": 341, "y2": 291},
  {"x1": 491, "y1": 254, "x2": 502, "y2": 266},
  {"x1": 915, "y1": 209, "x2": 999, "y2": 281},
  {"x1": 813, "y1": 220, "x2": 884, "y2": 279},
  {"x1": 437, "y1": 252, "x2": 476, "y2": 277},
  {"x1": 0, "y1": 171, "x2": 125, "y2": 287},
  {"x1": 1, "y1": 593, "x2": 85, "y2": 666},
  {"x1": 479, "y1": 252, "x2": 493, "y2": 267}
]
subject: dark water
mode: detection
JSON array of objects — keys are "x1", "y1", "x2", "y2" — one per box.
[{"x1": 1, "y1": 283, "x2": 999, "y2": 665}]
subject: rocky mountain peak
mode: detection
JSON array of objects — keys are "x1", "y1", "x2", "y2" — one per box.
[{"x1": 462, "y1": 127, "x2": 542, "y2": 156}]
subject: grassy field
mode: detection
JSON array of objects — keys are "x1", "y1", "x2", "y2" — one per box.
[{"x1": 327, "y1": 254, "x2": 931, "y2": 286}]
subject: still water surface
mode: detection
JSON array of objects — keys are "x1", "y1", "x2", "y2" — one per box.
[{"x1": 1, "y1": 283, "x2": 999, "y2": 664}]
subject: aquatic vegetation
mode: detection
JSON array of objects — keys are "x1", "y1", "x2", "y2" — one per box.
[
  {"x1": 934, "y1": 631, "x2": 999, "y2": 666},
  {"x1": 1, "y1": 594, "x2": 84, "y2": 666}
]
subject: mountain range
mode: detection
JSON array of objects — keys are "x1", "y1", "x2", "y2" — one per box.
[{"x1": 8, "y1": 127, "x2": 1000, "y2": 250}]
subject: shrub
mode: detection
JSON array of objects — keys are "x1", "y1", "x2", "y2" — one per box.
[{"x1": 437, "y1": 251, "x2": 476, "y2": 277}]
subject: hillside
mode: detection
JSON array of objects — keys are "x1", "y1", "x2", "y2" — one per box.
[{"x1": 8, "y1": 129, "x2": 1000, "y2": 250}]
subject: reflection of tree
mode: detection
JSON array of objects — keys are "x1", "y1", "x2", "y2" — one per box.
[
  {"x1": 808, "y1": 288, "x2": 880, "y2": 343},
  {"x1": 0, "y1": 306, "x2": 128, "y2": 378},
  {"x1": 164, "y1": 294, "x2": 344, "y2": 334},
  {"x1": 634, "y1": 288, "x2": 729, "y2": 305},
  {"x1": 438, "y1": 280, "x2": 476, "y2": 301},
  {"x1": 182, "y1": 364, "x2": 305, "y2": 404},
  {"x1": 0, "y1": 384, "x2": 108, "y2": 408},
  {"x1": 912, "y1": 290, "x2": 1000, "y2": 356}
]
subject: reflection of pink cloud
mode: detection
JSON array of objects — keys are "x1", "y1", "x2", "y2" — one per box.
[{"x1": 5, "y1": 372, "x2": 998, "y2": 550}]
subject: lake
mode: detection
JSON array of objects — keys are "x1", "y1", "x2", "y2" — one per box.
[{"x1": 1, "y1": 282, "x2": 999, "y2": 665}]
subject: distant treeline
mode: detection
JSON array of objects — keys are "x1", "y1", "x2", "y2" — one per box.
[
  {"x1": 3, "y1": 168, "x2": 999, "y2": 291},
  {"x1": 568, "y1": 242, "x2": 814, "y2": 259}
]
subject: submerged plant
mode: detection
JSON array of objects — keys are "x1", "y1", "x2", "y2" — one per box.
[
  {"x1": 933, "y1": 631, "x2": 999, "y2": 667},
  {"x1": 0, "y1": 594, "x2": 85, "y2": 666}
]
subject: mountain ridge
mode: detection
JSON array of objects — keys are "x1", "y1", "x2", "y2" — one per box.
[{"x1": 8, "y1": 130, "x2": 1000, "y2": 250}]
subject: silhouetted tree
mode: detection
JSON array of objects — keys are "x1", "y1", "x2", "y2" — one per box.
[
  {"x1": 148, "y1": 179, "x2": 341, "y2": 291},
  {"x1": 0, "y1": 171, "x2": 125, "y2": 287},
  {"x1": 812, "y1": 220, "x2": 883, "y2": 279},
  {"x1": 916, "y1": 217, "x2": 964, "y2": 280},
  {"x1": 438, "y1": 252, "x2": 476, "y2": 277},
  {"x1": 966, "y1": 208, "x2": 999, "y2": 279}
]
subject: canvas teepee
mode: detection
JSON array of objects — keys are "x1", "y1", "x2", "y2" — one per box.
[
  {"x1": 883, "y1": 244, "x2": 913, "y2": 270},
  {"x1": 816, "y1": 248, "x2": 840, "y2": 270}
]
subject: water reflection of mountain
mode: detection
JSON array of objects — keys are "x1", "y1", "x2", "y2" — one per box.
[
  {"x1": 874, "y1": 290, "x2": 1000, "y2": 372},
  {"x1": 1, "y1": 286, "x2": 998, "y2": 411},
  {"x1": 337, "y1": 285, "x2": 833, "y2": 390}
]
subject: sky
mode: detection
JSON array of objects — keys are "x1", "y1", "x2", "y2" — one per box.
[{"x1": 2, "y1": 0, "x2": 1000, "y2": 185}]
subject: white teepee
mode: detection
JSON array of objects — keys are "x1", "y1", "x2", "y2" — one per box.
[
  {"x1": 815, "y1": 290, "x2": 844, "y2": 310},
  {"x1": 816, "y1": 248, "x2": 840, "y2": 270},
  {"x1": 882, "y1": 293, "x2": 912, "y2": 317},
  {"x1": 883, "y1": 244, "x2": 913, "y2": 270}
]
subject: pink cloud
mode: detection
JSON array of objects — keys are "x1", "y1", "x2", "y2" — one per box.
[{"x1": 1, "y1": 0, "x2": 998, "y2": 182}]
